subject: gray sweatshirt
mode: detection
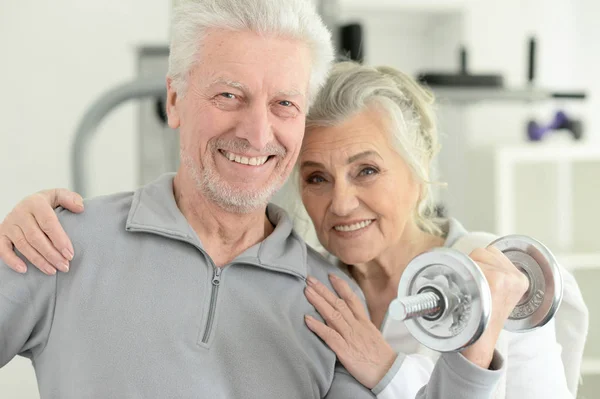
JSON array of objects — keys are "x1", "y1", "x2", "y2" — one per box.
[{"x1": 0, "y1": 174, "x2": 503, "y2": 398}]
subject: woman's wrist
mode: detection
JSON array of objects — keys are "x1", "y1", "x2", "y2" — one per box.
[
  {"x1": 459, "y1": 328, "x2": 500, "y2": 369},
  {"x1": 367, "y1": 345, "x2": 398, "y2": 389}
]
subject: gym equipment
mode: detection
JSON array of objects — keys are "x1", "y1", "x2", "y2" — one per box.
[
  {"x1": 388, "y1": 235, "x2": 563, "y2": 352},
  {"x1": 71, "y1": 78, "x2": 166, "y2": 197},
  {"x1": 418, "y1": 46, "x2": 504, "y2": 88},
  {"x1": 339, "y1": 23, "x2": 364, "y2": 63},
  {"x1": 417, "y1": 36, "x2": 586, "y2": 101},
  {"x1": 526, "y1": 36, "x2": 585, "y2": 100},
  {"x1": 527, "y1": 110, "x2": 583, "y2": 141}
]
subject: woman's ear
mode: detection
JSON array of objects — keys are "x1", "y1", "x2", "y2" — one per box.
[{"x1": 165, "y1": 78, "x2": 181, "y2": 129}]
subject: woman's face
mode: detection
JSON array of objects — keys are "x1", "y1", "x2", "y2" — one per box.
[{"x1": 299, "y1": 106, "x2": 421, "y2": 265}]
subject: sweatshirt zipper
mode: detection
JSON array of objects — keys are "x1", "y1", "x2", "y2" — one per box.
[{"x1": 201, "y1": 266, "x2": 222, "y2": 344}]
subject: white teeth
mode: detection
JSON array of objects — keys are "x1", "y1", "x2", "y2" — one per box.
[
  {"x1": 223, "y1": 151, "x2": 268, "y2": 166},
  {"x1": 334, "y1": 220, "x2": 373, "y2": 232}
]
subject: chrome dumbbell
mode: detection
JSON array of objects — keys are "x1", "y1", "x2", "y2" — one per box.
[{"x1": 388, "y1": 235, "x2": 563, "y2": 352}]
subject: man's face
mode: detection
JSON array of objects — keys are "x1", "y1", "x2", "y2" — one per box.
[{"x1": 167, "y1": 28, "x2": 312, "y2": 213}]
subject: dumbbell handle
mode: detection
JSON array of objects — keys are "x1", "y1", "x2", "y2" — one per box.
[
  {"x1": 392, "y1": 270, "x2": 536, "y2": 324},
  {"x1": 390, "y1": 289, "x2": 445, "y2": 322}
]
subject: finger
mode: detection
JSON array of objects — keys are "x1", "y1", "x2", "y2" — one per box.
[
  {"x1": 22, "y1": 214, "x2": 69, "y2": 272},
  {"x1": 328, "y1": 274, "x2": 369, "y2": 321},
  {"x1": 30, "y1": 195, "x2": 75, "y2": 262},
  {"x1": 486, "y1": 246, "x2": 518, "y2": 270},
  {"x1": 305, "y1": 286, "x2": 352, "y2": 337},
  {"x1": 0, "y1": 236, "x2": 27, "y2": 273},
  {"x1": 8, "y1": 225, "x2": 57, "y2": 276},
  {"x1": 305, "y1": 315, "x2": 348, "y2": 356},
  {"x1": 306, "y1": 276, "x2": 355, "y2": 322},
  {"x1": 487, "y1": 247, "x2": 529, "y2": 292},
  {"x1": 47, "y1": 188, "x2": 84, "y2": 213},
  {"x1": 469, "y1": 247, "x2": 500, "y2": 268}
]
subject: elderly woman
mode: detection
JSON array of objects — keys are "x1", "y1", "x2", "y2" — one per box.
[
  {"x1": 0, "y1": 62, "x2": 587, "y2": 398},
  {"x1": 290, "y1": 61, "x2": 587, "y2": 398}
]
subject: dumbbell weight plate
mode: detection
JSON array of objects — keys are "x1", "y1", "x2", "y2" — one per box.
[
  {"x1": 490, "y1": 235, "x2": 563, "y2": 332},
  {"x1": 395, "y1": 248, "x2": 492, "y2": 352}
]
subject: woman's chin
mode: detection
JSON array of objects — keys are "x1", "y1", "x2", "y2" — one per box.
[{"x1": 336, "y1": 249, "x2": 377, "y2": 267}]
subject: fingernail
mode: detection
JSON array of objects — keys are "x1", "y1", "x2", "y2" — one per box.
[
  {"x1": 74, "y1": 196, "x2": 84, "y2": 207},
  {"x1": 16, "y1": 263, "x2": 27, "y2": 274},
  {"x1": 304, "y1": 315, "x2": 315, "y2": 324},
  {"x1": 329, "y1": 274, "x2": 339, "y2": 281},
  {"x1": 307, "y1": 276, "x2": 318, "y2": 286},
  {"x1": 46, "y1": 268, "x2": 57, "y2": 276},
  {"x1": 57, "y1": 262, "x2": 69, "y2": 272},
  {"x1": 62, "y1": 248, "x2": 74, "y2": 261},
  {"x1": 305, "y1": 286, "x2": 316, "y2": 296}
]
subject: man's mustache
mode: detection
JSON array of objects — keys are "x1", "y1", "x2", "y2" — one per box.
[{"x1": 212, "y1": 138, "x2": 286, "y2": 157}]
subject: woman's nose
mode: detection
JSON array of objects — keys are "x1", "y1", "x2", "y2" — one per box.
[{"x1": 329, "y1": 182, "x2": 360, "y2": 217}]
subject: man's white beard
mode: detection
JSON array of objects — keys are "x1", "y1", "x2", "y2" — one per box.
[{"x1": 181, "y1": 152, "x2": 286, "y2": 214}]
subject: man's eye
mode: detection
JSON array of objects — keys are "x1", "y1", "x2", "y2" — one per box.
[
  {"x1": 279, "y1": 100, "x2": 292, "y2": 107},
  {"x1": 220, "y1": 93, "x2": 236, "y2": 99}
]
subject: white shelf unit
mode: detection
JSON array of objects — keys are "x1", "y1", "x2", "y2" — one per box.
[
  {"x1": 494, "y1": 142, "x2": 600, "y2": 250},
  {"x1": 432, "y1": 87, "x2": 586, "y2": 104},
  {"x1": 489, "y1": 142, "x2": 600, "y2": 397}
]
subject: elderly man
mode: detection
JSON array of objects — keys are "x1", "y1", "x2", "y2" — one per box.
[{"x1": 0, "y1": 1, "x2": 508, "y2": 398}]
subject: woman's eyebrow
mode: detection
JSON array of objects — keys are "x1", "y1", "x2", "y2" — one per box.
[
  {"x1": 346, "y1": 150, "x2": 381, "y2": 164},
  {"x1": 300, "y1": 160, "x2": 324, "y2": 169}
]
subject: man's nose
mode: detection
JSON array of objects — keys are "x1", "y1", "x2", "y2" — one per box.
[
  {"x1": 329, "y1": 181, "x2": 360, "y2": 217},
  {"x1": 237, "y1": 104, "x2": 273, "y2": 151}
]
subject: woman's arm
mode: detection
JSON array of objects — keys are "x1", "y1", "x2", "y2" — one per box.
[
  {"x1": 0, "y1": 188, "x2": 83, "y2": 274},
  {"x1": 504, "y1": 319, "x2": 573, "y2": 398},
  {"x1": 306, "y1": 273, "x2": 505, "y2": 399},
  {"x1": 305, "y1": 246, "x2": 528, "y2": 398},
  {"x1": 371, "y1": 353, "x2": 433, "y2": 399}
]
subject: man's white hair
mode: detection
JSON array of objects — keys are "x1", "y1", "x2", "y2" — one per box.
[{"x1": 168, "y1": 0, "x2": 334, "y2": 104}]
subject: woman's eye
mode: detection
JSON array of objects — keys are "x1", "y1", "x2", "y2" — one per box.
[
  {"x1": 306, "y1": 175, "x2": 326, "y2": 184},
  {"x1": 220, "y1": 93, "x2": 236, "y2": 99},
  {"x1": 279, "y1": 100, "x2": 292, "y2": 107},
  {"x1": 359, "y1": 167, "x2": 378, "y2": 177}
]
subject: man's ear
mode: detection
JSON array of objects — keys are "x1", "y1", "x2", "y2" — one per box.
[{"x1": 166, "y1": 78, "x2": 181, "y2": 129}]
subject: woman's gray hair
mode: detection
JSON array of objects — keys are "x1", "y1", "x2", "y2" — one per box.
[
  {"x1": 167, "y1": 0, "x2": 334, "y2": 103},
  {"x1": 305, "y1": 61, "x2": 444, "y2": 236}
]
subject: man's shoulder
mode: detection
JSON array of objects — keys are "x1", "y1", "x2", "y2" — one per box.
[
  {"x1": 304, "y1": 244, "x2": 337, "y2": 273},
  {"x1": 304, "y1": 244, "x2": 364, "y2": 300},
  {"x1": 55, "y1": 190, "x2": 135, "y2": 234}
]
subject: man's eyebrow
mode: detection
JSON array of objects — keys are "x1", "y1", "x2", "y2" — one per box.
[
  {"x1": 275, "y1": 88, "x2": 303, "y2": 97},
  {"x1": 207, "y1": 78, "x2": 249, "y2": 92},
  {"x1": 347, "y1": 150, "x2": 381, "y2": 164}
]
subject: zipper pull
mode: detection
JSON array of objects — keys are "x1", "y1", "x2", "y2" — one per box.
[{"x1": 212, "y1": 267, "x2": 222, "y2": 286}]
